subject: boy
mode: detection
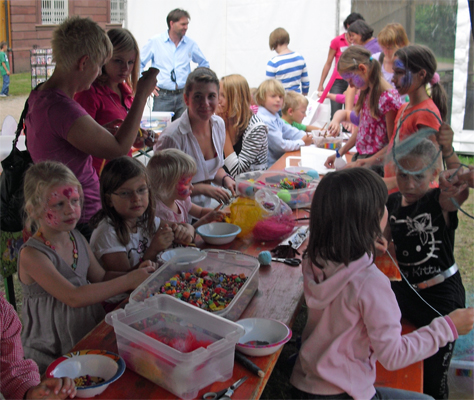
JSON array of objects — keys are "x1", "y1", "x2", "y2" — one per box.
[
  {"x1": 0, "y1": 41, "x2": 10, "y2": 96},
  {"x1": 266, "y1": 28, "x2": 309, "y2": 95},
  {"x1": 256, "y1": 79, "x2": 313, "y2": 167},
  {"x1": 281, "y1": 91, "x2": 321, "y2": 133}
]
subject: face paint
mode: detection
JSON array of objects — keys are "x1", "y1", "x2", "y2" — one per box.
[
  {"x1": 43, "y1": 185, "x2": 81, "y2": 228},
  {"x1": 392, "y1": 58, "x2": 413, "y2": 93},
  {"x1": 340, "y1": 72, "x2": 367, "y2": 89},
  {"x1": 176, "y1": 175, "x2": 193, "y2": 197}
]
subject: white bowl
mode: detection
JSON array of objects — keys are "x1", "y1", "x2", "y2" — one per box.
[
  {"x1": 158, "y1": 247, "x2": 206, "y2": 266},
  {"x1": 45, "y1": 350, "x2": 125, "y2": 398},
  {"x1": 196, "y1": 222, "x2": 241, "y2": 245},
  {"x1": 236, "y1": 318, "x2": 292, "y2": 357}
]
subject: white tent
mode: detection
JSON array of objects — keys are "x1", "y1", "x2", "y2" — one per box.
[{"x1": 127, "y1": 0, "x2": 473, "y2": 154}]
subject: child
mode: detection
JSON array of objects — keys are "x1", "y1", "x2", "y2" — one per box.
[
  {"x1": 324, "y1": 46, "x2": 402, "y2": 175},
  {"x1": 18, "y1": 161, "x2": 156, "y2": 373},
  {"x1": 147, "y1": 149, "x2": 225, "y2": 228},
  {"x1": 90, "y1": 156, "x2": 192, "y2": 273},
  {"x1": 385, "y1": 139, "x2": 469, "y2": 399},
  {"x1": 249, "y1": 87, "x2": 259, "y2": 114},
  {"x1": 0, "y1": 41, "x2": 10, "y2": 97},
  {"x1": 256, "y1": 79, "x2": 313, "y2": 167},
  {"x1": 281, "y1": 91, "x2": 321, "y2": 133},
  {"x1": 0, "y1": 295, "x2": 76, "y2": 399},
  {"x1": 266, "y1": 28, "x2": 310, "y2": 95},
  {"x1": 290, "y1": 167, "x2": 474, "y2": 400}
]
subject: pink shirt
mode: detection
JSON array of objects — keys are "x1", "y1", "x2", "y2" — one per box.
[
  {"x1": 355, "y1": 88, "x2": 402, "y2": 155},
  {"x1": 0, "y1": 295, "x2": 41, "y2": 399},
  {"x1": 155, "y1": 197, "x2": 193, "y2": 223},
  {"x1": 75, "y1": 82, "x2": 134, "y2": 175},
  {"x1": 26, "y1": 88, "x2": 100, "y2": 223},
  {"x1": 330, "y1": 33, "x2": 350, "y2": 80}
]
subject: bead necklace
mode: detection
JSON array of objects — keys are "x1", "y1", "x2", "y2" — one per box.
[{"x1": 35, "y1": 231, "x2": 78, "y2": 270}]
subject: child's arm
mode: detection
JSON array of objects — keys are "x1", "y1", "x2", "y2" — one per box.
[
  {"x1": 268, "y1": 122, "x2": 312, "y2": 155},
  {"x1": 436, "y1": 122, "x2": 462, "y2": 170},
  {"x1": 169, "y1": 222, "x2": 195, "y2": 245},
  {"x1": 19, "y1": 245, "x2": 154, "y2": 308},
  {"x1": 318, "y1": 91, "x2": 337, "y2": 102},
  {"x1": 191, "y1": 183, "x2": 232, "y2": 205},
  {"x1": 305, "y1": 124, "x2": 322, "y2": 132},
  {"x1": 26, "y1": 378, "x2": 76, "y2": 399},
  {"x1": 438, "y1": 181, "x2": 469, "y2": 216},
  {"x1": 189, "y1": 204, "x2": 226, "y2": 229},
  {"x1": 1, "y1": 61, "x2": 9, "y2": 74},
  {"x1": 141, "y1": 221, "x2": 174, "y2": 261},
  {"x1": 324, "y1": 128, "x2": 357, "y2": 169},
  {"x1": 327, "y1": 109, "x2": 350, "y2": 136}
]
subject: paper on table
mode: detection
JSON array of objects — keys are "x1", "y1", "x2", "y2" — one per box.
[{"x1": 286, "y1": 146, "x2": 336, "y2": 175}]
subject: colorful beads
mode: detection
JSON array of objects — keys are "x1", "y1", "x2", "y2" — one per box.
[
  {"x1": 157, "y1": 268, "x2": 247, "y2": 312},
  {"x1": 74, "y1": 375, "x2": 105, "y2": 387}
]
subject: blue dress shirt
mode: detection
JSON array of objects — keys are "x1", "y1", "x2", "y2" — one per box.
[{"x1": 140, "y1": 31, "x2": 209, "y2": 90}]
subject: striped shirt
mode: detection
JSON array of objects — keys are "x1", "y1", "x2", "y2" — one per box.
[
  {"x1": 224, "y1": 114, "x2": 268, "y2": 177},
  {"x1": 266, "y1": 52, "x2": 310, "y2": 95}
]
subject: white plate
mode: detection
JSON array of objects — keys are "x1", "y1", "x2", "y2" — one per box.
[{"x1": 284, "y1": 166, "x2": 317, "y2": 175}]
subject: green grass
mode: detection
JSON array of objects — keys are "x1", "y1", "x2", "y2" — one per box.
[{"x1": 9, "y1": 72, "x2": 32, "y2": 96}]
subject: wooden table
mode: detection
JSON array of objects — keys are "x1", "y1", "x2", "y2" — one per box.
[{"x1": 73, "y1": 151, "x2": 422, "y2": 398}]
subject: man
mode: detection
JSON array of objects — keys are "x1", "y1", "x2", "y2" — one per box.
[{"x1": 140, "y1": 9, "x2": 209, "y2": 120}]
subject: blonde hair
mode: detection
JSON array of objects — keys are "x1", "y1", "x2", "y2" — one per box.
[
  {"x1": 269, "y1": 27, "x2": 290, "y2": 50},
  {"x1": 255, "y1": 79, "x2": 285, "y2": 107},
  {"x1": 23, "y1": 161, "x2": 83, "y2": 232},
  {"x1": 282, "y1": 91, "x2": 308, "y2": 115},
  {"x1": 51, "y1": 16, "x2": 113, "y2": 70},
  {"x1": 337, "y1": 46, "x2": 383, "y2": 118},
  {"x1": 147, "y1": 149, "x2": 197, "y2": 202},
  {"x1": 219, "y1": 74, "x2": 253, "y2": 134},
  {"x1": 97, "y1": 28, "x2": 140, "y2": 94},
  {"x1": 378, "y1": 23, "x2": 409, "y2": 49}
]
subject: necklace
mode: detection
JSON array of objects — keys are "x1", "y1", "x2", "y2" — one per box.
[{"x1": 36, "y1": 231, "x2": 78, "y2": 270}]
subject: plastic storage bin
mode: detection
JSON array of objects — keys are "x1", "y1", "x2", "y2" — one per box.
[
  {"x1": 235, "y1": 170, "x2": 319, "y2": 209},
  {"x1": 448, "y1": 353, "x2": 474, "y2": 399},
  {"x1": 130, "y1": 249, "x2": 259, "y2": 321},
  {"x1": 140, "y1": 111, "x2": 174, "y2": 133},
  {"x1": 105, "y1": 296, "x2": 244, "y2": 400}
]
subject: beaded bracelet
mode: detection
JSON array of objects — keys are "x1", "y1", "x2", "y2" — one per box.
[
  {"x1": 222, "y1": 173, "x2": 235, "y2": 188},
  {"x1": 443, "y1": 146, "x2": 456, "y2": 159}
]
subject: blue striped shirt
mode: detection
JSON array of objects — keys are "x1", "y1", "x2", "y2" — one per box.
[{"x1": 266, "y1": 52, "x2": 310, "y2": 95}]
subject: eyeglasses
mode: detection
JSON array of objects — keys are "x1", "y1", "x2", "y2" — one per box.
[
  {"x1": 112, "y1": 186, "x2": 149, "y2": 199},
  {"x1": 170, "y1": 69, "x2": 177, "y2": 83}
]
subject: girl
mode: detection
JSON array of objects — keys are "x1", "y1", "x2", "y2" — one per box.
[
  {"x1": 217, "y1": 74, "x2": 268, "y2": 177},
  {"x1": 324, "y1": 46, "x2": 401, "y2": 175},
  {"x1": 147, "y1": 149, "x2": 225, "y2": 228},
  {"x1": 154, "y1": 67, "x2": 236, "y2": 208},
  {"x1": 89, "y1": 157, "x2": 192, "y2": 273},
  {"x1": 25, "y1": 17, "x2": 157, "y2": 239},
  {"x1": 75, "y1": 28, "x2": 153, "y2": 176},
  {"x1": 18, "y1": 161, "x2": 156, "y2": 373},
  {"x1": 289, "y1": 167, "x2": 474, "y2": 400},
  {"x1": 347, "y1": 20, "x2": 381, "y2": 54},
  {"x1": 385, "y1": 139, "x2": 469, "y2": 399},
  {"x1": 256, "y1": 79, "x2": 313, "y2": 167}
]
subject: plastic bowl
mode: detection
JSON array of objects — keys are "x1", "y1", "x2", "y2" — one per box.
[
  {"x1": 196, "y1": 222, "x2": 241, "y2": 245},
  {"x1": 45, "y1": 350, "x2": 125, "y2": 398},
  {"x1": 236, "y1": 318, "x2": 292, "y2": 357},
  {"x1": 158, "y1": 247, "x2": 206, "y2": 266}
]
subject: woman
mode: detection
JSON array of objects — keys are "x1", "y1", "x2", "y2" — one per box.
[
  {"x1": 25, "y1": 17, "x2": 157, "y2": 240},
  {"x1": 154, "y1": 67, "x2": 236, "y2": 209},
  {"x1": 347, "y1": 20, "x2": 382, "y2": 54},
  {"x1": 75, "y1": 28, "x2": 151, "y2": 176},
  {"x1": 217, "y1": 74, "x2": 268, "y2": 177}
]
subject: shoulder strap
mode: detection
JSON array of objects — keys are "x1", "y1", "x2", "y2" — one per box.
[{"x1": 13, "y1": 82, "x2": 43, "y2": 149}]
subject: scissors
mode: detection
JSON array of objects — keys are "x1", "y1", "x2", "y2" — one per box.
[
  {"x1": 202, "y1": 377, "x2": 248, "y2": 400},
  {"x1": 271, "y1": 257, "x2": 301, "y2": 267}
]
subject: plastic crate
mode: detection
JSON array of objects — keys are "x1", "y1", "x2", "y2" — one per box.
[
  {"x1": 140, "y1": 111, "x2": 174, "y2": 133},
  {"x1": 129, "y1": 249, "x2": 259, "y2": 321},
  {"x1": 105, "y1": 296, "x2": 244, "y2": 399},
  {"x1": 448, "y1": 353, "x2": 474, "y2": 399}
]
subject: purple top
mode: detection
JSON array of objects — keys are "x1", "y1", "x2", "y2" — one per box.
[
  {"x1": 26, "y1": 89, "x2": 100, "y2": 223},
  {"x1": 364, "y1": 38, "x2": 382, "y2": 55}
]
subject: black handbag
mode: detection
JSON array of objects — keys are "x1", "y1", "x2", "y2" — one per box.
[{"x1": 0, "y1": 98, "x2": 32, "y2": 232}]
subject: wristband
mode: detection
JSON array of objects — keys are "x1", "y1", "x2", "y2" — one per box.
[
  {"x1": 222, "y1": 173, "x2": 235, "y2": 188},
  {"x1": 443, "y1": 146, "x2": 455, "y2": 159}
]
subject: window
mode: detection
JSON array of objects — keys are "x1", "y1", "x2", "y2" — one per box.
[
  {"x1": 41, "y1": 0, "x2": 68, "y2": 24},
  {"x1": 111, "y1": 0, "x2": 126, "y2": 24}
]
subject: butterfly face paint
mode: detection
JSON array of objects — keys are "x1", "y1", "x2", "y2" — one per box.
[
  {"x1": 340, "y1": 71, "x2": 367, "y2": 89},
  {"x1": 43, "y1": 185, "x2": 81, "y2": 228},
  {"x1": 392, "y1": 58, "x2": 413, "y2": 94},
  {"x1": 176, "y1": 175, "x2": 193, "y2": 198}
]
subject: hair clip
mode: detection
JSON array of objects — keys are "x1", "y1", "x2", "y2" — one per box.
[
  {"x1": 352, "y1": 58, "x2": 358, "y2": 66},
  {"x1": 369, "y1": 56, "x2": 373, "y2": 61}
]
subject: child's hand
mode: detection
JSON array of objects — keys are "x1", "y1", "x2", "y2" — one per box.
[
  {"x1": 327, "y1": 119, "x2": 341, "y2": 136},
  {"x1": 448, "y1": 308, "x2": 474, "y2": 335},
  {"x1": 144, "y1": 129, "x2": 156, "y2": 147},
  {"x1": 324, "y1": 154, "x2": 336, "y2": 169},
  {"x1": 26, "y1": 377, "x2": 76, "y2": 399},
  {"x1": 202, "y1": 210, "x2": 226, "y2": 224},
  {"x1": 171, "y1": 223, "x2": 194, "y2": 244},
  {"x1": 302, "y1": 134, "x2": 313, "y2": 146},
  {"x1": 201, "y1": 185, "x2": 232, "y2": 204},
  {"x1": 138, "y1": 259, "x2": 158, "y2": 270},
  {"x1": 436, "y1": 122, "x2": 454, "y2": 155},
  {"x1": 341, "y1": 121, "x2": 357, "y2": 135},
  {"x1": 152, "y1": 224, "x2": 174, "y2": 251},
  {"x1": 128, "y1": 265, "x2": 156, "y2": 289}
]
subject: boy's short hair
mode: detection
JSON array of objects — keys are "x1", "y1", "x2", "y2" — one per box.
[
  {"x1": 51, "y1": 16, "x2": 112, "y2": 70},
  {"x1": 167, "y1": 9, "x2": 190, "y2": 28},
  {"x1": 184, "y1": 67, "x2": 219, "y2": 96},
  {"x1": 255, "y1": 79, "x2": 286, "y2": 107},
  {"x1": 0, "y1": 41, "x2": 7, "y2": 50},
  {"x1": 269, "y1": 27, "x2": 290, "y2": 51},
  {"x1": 147, "y1": 149, "x2": 197, "y2": 202},
  {"x1": 282, "y1": 91, "x2": 308, "y2": 115}
]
